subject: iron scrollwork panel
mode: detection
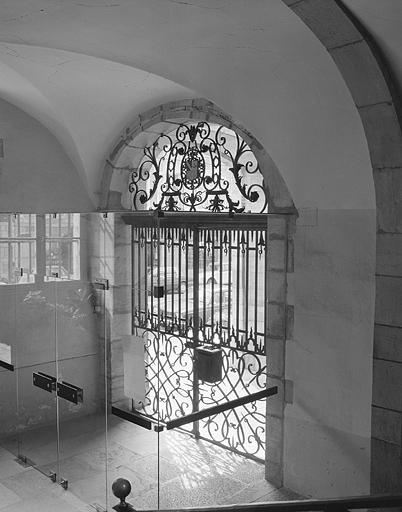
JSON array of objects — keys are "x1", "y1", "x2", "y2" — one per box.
[
  {"x1": 135, "y1": 329, "x2": 194, "y2": 429},
  {"x1": 197, "y1": 348, "x2": 267, "y2": 461},
  {"x1": 128, "y1": 122, "x2": 268, "y2": 214}
]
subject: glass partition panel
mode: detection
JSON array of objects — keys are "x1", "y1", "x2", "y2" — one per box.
[
  {"x1": 54, "y1": 213, "x2": 107, "y2": 509},
  {"x1": 14, "y1": 273, "x2": 59, "y2": 481},
  {"x1": 57, "y1": 279, "x2": 107, "y2": 507},
  {"x1": 0, "y1": 210, "x2": 274, "y2": 509},
  {"x1": 0, "y1": 278, "x2": 19, "y2": 463},
  {"x1": 102, "y1": 214, "x2": 162, "y2": 511}
]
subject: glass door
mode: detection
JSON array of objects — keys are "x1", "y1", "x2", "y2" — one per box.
[
  {"x1": 0, "y1": 214, "x2": 59, "y2": 488},
  {"x1": 0, "y1": 277, "x2": 19, "y2": 463},
  {"x1": 99, "y1": 212, "x2": 163, "y2": 511},
  {"x1": 14, "y1": 271, "x2": 59, "y2": 481},
  {"x1": 54, "y1": 212, "x2": 108, "y2": 510}
]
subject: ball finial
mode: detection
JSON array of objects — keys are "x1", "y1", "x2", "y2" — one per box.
[{"x1": 112, "y1": 478, "x2": 132, "y2": 503}]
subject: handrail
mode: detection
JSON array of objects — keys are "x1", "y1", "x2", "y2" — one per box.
[{"x1": 142, "y1": 493, "x2": 402, "y2": 512}]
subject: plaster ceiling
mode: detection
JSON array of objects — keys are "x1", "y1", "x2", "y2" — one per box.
[{"x1": 0, "y1": 0, "x2": 399, "y2": 210}]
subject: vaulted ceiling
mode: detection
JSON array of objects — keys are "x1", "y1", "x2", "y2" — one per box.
[{"x1": 0, "y1": 0, "x2": 400, "y2": 212}]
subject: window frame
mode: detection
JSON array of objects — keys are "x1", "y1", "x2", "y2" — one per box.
[{"x1": 0, "y1": 213, "x2": 82, "y2": 285}]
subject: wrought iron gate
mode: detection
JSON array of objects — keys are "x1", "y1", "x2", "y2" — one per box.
[{"x1": 130, "y1": 214, "x2": 268, "y2": 462}]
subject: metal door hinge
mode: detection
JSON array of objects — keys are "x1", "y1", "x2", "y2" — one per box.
[
  {"x1": 33, "y1": 372, "x2": 56, "y2": 393},
  {"x1": 57, "y1": 381, "x2": 83, "y2": 404}
]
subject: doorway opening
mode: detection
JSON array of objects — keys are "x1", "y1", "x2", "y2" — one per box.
[
  {"x1": 119, "y1": 120, "x2": 287, "y2": 464},
  {"x1": 130, "y1": 213, "x2": 269, "y2": 462}
]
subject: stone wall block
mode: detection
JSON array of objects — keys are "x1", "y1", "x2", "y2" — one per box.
[
  {"x1": 287, "y1": 0, "x2": 362, "y2": 49},
  {"x1": 374, "y1": 168, "x2": 402, "y2": 233},
  {"x1": 371, "y1": 406, "x2": 401, "y2": 446},
  {"x1": 265, "y1": 414, "x2": 284, "y2": 464},
  {"x1": 140, "y1": 116, "x2": 161, "y2": 132},
  {"x1": 377, "y1": 233, "x2": 402, "y2": 276},
  {"x1": 268, "y1": 216, "x2": 286, "y2": 238},
  {"x1": 375, "y1": 275, "x2": 402, "y2": 327},
  {"x1": 113, "y1": 284, "x2": 132, "y2": 312},
  {"x1": 268, "y1": 270, "x2": 286, "y2": 304},
  {"x1": 111, "y1": 313, "x2": 131, "y2": 337},
  {"x1": 264, "y1": 459, "x2": 283, "y2": 487},
  {"x1": 372, "y1": 359, "x2": 402, "y2": 411},
  {"x1": 371, "y1": 438, "x2": 402, "y2": 494},
  {"x1": 360, "y1": 104, "x2": 402, "y2": 170},
  {"x1": 265, "y1": 377, "x2": 284, "y2": 418},
  {"x1": 266, "y1": 337, "x2": 285, "y2": 377},
  {"x1": 268, "y1": 303, "x2": 286, "y2": 339},
  {"x1": 286, "y1": 304, "x2": 294, "y2": 340},
  {"x1": 374, "y1": 324, "x2": 402, "y2": 363},
  {"x1": 330, "y1": 41, "x2": 392, "y2": 108},
  {"x1": 268, "y1": 239, "x2": 286, "y2": 270},
  {"x1": 140, "y1": 104, "x2": 163, "y2": 123},
  {"x1": 110, "y1": 340, "x2": 125, "y2": 404}
]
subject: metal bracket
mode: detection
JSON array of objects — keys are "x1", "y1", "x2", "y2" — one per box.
[
  {"x1": 57, "y1": 381, "x2": 83, "y2": 404},
  {"x1": 94, "y1": 278, "x2": 109, "y2": 290},
  {"x1": 33, "y1": 372, "x2": 56, "y2": 393},
  {"x1": 16, "y1": 453, "x2": 34, "y2": 467},
  {"x1": 33, "y1": 372, "x2": 83, "y2": 404},
  {"x1": 112, "y1": 406, "x2": 165, "y2": 432},
  {"x1": 0, "y1": 360, "x2": 14, "y2": 371}
]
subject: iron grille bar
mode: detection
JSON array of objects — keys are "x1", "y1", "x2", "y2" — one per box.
[
  {"x1": 193, "y1": 228, "x2": 201, "y2": 436},
  {"x1": 236, "y1": 231, "x2": 240, "y2": 338},
  {"x1": 254, "y1": 230, "x2": 259, "y2": 346},
  {"x1": 166, "y1": 386, "x2": 278, "y2": 430},
  {"x1": 245, "y1": 230, "x2": 250, "y2": 341}
]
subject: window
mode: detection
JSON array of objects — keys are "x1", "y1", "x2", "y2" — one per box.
[{"x1": 0, "y1": 214, "x2": 80, "y2": 284}]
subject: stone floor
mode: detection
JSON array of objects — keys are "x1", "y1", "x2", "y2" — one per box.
[{"x1": 0, "y1": 413, "x2": 304, "y2": 512}]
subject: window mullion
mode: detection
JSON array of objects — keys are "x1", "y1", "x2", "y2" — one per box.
[{"x1": 36, "y1": 214, "x2": 45, "y2": 283}]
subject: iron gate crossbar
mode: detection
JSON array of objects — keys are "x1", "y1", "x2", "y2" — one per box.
[
  {"x1": 166, "y1": 385, "x2": 278, "y2": 430},
  {"x1": 122, "y1": 212, "x2": 272, "y2": 228}
]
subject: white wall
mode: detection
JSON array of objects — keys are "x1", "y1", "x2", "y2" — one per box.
[
  {"x1": 0, "y1": 98, "x2": 94, "y2": 213},
  {"x1": 285, "y1": 208, "x2": 376, "y2": 497}
]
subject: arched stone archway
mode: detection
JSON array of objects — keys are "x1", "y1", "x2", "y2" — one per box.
[
  {"x1": 99, "y1": 98, "x2": 296, "y2": 215},
  {"x1": 100, "y1": 99, "x2": 297, "y2": 487},
  {"x1": 284, "y1": 0, "x2": 402, "y2": 495}
]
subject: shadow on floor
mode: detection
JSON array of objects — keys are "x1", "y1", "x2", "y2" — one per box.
[{"x1": 0, "y1": 413, "x2": 304, "y2": 511}]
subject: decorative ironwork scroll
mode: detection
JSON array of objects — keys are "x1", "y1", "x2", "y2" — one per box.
[{"x1": 128, "y1": 122, "x2": 268, "y2": 213}]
